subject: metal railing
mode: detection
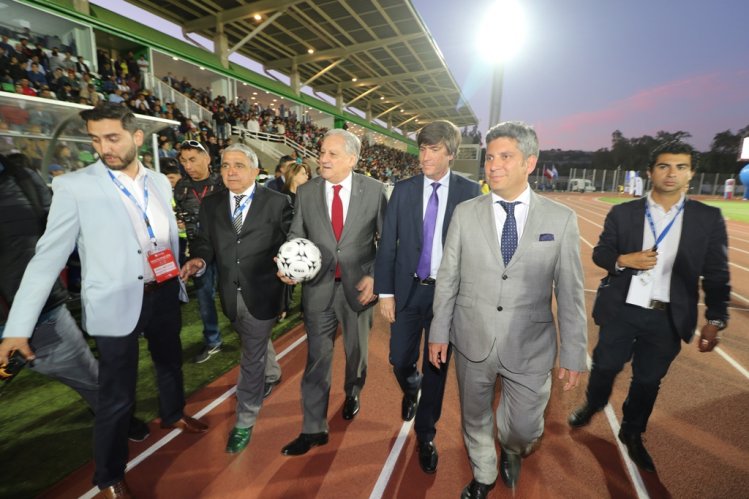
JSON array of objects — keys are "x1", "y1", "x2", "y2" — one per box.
[
  {"x1": 145, "y1": 72, "x2": 213, "y2": 124},
  {"x1": 232, "y1": 125, "x2": 319, "y2": 160}
]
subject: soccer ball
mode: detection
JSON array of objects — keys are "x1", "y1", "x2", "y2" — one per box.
[{"x1": 276, "y1": 238, "x2": 323, "y2": 282}]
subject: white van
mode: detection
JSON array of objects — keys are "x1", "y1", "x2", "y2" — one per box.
[{"x1": 568, "y1": 178, "x2": 595, "y2": 192}]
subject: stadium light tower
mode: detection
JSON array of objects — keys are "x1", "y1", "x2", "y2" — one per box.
[{"x1": 476, "y1": 0, "x2": 527, "y2": 126}]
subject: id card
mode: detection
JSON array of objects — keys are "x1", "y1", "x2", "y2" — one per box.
[
  {"x1": 147, "y1": 248, "x2": 179, "y2": 283},
  {"x1": 625, "y1": 270, "x2": 654, "y2": 308}
]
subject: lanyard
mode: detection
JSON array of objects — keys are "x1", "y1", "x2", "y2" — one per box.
[
  {"x1": 645, "y1": 200, "x2": 685, "y2": 249},
  {"x1": 108, "y1": 169, "x2": 157, "y2": 246},
  {"x1": 191, "y1": 185, "x2": 209, "y2": 202},
  {"x1": 231, "y1": 189, "x2": 255, "y2": 223}
]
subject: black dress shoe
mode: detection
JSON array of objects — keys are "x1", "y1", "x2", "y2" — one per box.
[
  {"x1": 342, "y1": 395, "x2": 360, "y2": 420},
  {"x1": 402, "y1": 394, "x2": 418, "y2": 421},
  {"x1": 460, "y1": 479, "x2": 495, "y2": 499},
  {"x1": 618, "y1": 430, "x2": 655, "y2": 472},
  {"x1": 264, "y1": 378, "x2": 281, "y2": 399},
  {"x1": 499, "y1": 449, "x2": 521, "y2": 489},
  {"x1": 417, "y1": 440, "x2": 438, "y2": 474},
  {"x1": 568, "y1": 403, "x2": 598, "y2": 428},
  {"x1": 127, "y1": 416, "x2": 150, "y2": 442},
  {"x1": 281, "y1": 432, "x2": 329, "y2": 456}
]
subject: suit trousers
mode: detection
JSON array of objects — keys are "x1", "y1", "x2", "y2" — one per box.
[
  {"x1": 301, "y1": 282, "x2": 372, "y2": 433},
  {"x1": 92, "y1": 278, "x2": 184, "y2": 489},
  {"x1": 233, "y1": 291, "x2": 276, "y2": 428},
  {"x1": 454, "y1": 345, "x2": 551, "y2": 485},
  {"x1": 389, "y1": 283, "x2": 451, "y2": 442},
  {"x1": 265, "y1": 339, "x2": 282, "y2": 384},
  {"x1": 587, "y1": 304, "x2": 681, "y2": 434}
]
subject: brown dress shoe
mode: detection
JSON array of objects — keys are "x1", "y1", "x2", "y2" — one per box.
[
  {"x1": 161, "y1": 415, "x2": 208, "y2": 433},
  {"x1": 99, "y1": 480, "x2": 132, "y2": 499}
]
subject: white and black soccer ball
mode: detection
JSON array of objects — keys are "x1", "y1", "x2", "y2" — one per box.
[{"x1": 276, "y1": 238, "x2": 322, "y2": 282}]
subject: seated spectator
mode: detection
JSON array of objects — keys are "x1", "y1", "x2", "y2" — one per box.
[
  {"x1": 17, "y1": 79, "x2": 37, "y2": 97},
  {"x1": 26, "y1": 62, "x2": 47, "y2": 89},
  {"x1": 108, "y1": 87, "x2": 125, "y2": 104},
  {"x1": 75, "y1": 55, "x2": 89, "y2": 75},
  {"x1": 7, "y1": 56, "x2": 26, "y2": 83},
  {"x1": 100, "y1": 62, "x2": 114, "y2": 80},
  {"x1": 48, "y1": 47, "x2": 64, "y2": 72},
  {"x1": 48, "y1": 68, "x2": 68, "y2": 93},
  {"x1": 56, "y1": 82, "x2": 77, "y2": 102},
  {"x1": 60, "y1": 51, "x2": 76, "y2": 73}
]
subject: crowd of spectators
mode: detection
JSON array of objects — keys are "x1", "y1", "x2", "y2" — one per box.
[{"x1": 0, "y1": 27, "x2": 419, "y2": 183}]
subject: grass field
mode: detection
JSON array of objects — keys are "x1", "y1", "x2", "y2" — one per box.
[
  {"x1": 598, "y1": 196, "x2": 749, "y2": 223},
  {"x1": 0, "y1": 289, "x2": 301, "y2": 498}
]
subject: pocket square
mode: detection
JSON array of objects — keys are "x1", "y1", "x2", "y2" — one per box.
[{"x1": 539, "y1": 233, "x2": 554, "y2": 241}]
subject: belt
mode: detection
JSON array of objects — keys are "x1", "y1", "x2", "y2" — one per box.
[
  {"x1": 144, "y1": 279, "x2": 171, "y2": 293},
  {"x1": 334, "y1": 277, "x2": 342, "y2": 282},
  {"x1": 647, "y1": 299, "x2": 668, "y2": 311},
  {"x1": 414, "y1": 275, "x2": 436, "y2": 286}
]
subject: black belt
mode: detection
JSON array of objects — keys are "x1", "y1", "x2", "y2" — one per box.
[
  {"x1": 414, "y1": 275, "x2": 436, "y2": 286},
  {"x1": 334, "y1": 277, "x2": 342, "y2": 282},
  {"x1": 647, "y1": 299, "x2": 668, "y2": 311},
  {"x1": 144, "y1": 279, "x2": 171, "y2": 293}
]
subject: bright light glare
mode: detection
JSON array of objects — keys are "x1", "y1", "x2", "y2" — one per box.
[{"x1": 476, "y1": 0, "x2": 527, "y2": 64}]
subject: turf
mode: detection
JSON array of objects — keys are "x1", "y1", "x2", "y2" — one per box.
[
  {"x1": 0, "y1": 288, "x2": 301, "y2": 498},
  {"x1": 597, "y1": 196, "x2": 749, "y2": 222}
]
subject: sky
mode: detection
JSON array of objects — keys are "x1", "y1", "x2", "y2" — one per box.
[
  {"x1": 96, "y1": 0, "x2": 749, "y2": 152},
  {"x1": 411, "y1": 0, "x2": 749, "y2": 151}
]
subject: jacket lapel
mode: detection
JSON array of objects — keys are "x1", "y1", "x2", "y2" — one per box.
[
  {"x1": 443, "y1": 172, "x2": 461, "y2": 242},
  {"x1": 629, "y1": 198, "x2": 646, "y2": 252},
  {"x1": 477, "y1": 194, "x2": 503, "y2": 265},
  {"x1": 411, "y1": 175, "x2": 425, "y2": 246},
  {"x1": 339, "y1": 173, "x2": 361, "y2": 242}
]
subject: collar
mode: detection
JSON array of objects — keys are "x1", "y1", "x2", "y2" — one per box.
[
  {"x1": 230, "y1": 183, "x2": 257, "y2": 199},
  {"x1": 491, "y1": 184, "x2": 531, "y2": 206},
  {"x1": 423, "y1": 170, "x2": 451, "y2": 191},
  {"x1": 646, "y1": 192, "x2": 686, "y2": 213},
  {"x1": 326, "y1": 171, "x2": 353, "y2": 191},
  {"x1": 111, "y1": 162, "x2": 145, "y2": 182}
]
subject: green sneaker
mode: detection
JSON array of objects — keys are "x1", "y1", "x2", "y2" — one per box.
[{"x1": 226, "y1": 426, "x2": 253, "y2": 454}]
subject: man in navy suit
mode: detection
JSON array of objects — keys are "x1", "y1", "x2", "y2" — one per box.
[
  {"x1": 569, "y1": 141, "x2": 730, "y2": 473},
  {"x1": 374, "y1": 120, "x2": 479, "y2": 473}
]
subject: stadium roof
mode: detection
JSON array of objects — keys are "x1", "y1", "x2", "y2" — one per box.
[{"x1": 124, "y1": 0, "x2": 478, "y2": 134}]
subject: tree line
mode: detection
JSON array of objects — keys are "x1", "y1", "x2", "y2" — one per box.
[{"x1": 539, "y1": 126, "x2": 749, "y2": 176}]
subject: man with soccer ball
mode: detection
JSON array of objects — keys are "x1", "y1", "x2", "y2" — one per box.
[
  {"x1": 278, "y1": 129, "x2": 387, "y2": 456},
  {"x1": 181, "y1": 143, "x2": 293, "y2": 454}
]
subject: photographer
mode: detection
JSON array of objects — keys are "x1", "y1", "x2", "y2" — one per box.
[{"x1": 174, "y1": 140, "x2": 225, "y2": 363}]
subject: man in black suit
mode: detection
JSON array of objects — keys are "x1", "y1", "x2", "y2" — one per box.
[
  {"x1": 374, "y1": 120, "x2": 479, "y2": 474},
  {"x1": 569, "y1": 141, "x2": 730, "y2": 473},
  {"x1": 181, "y1": 143, "x2": 292, "y2": 454}
]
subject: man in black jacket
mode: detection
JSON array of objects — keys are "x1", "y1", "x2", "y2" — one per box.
[{"x1": 0, "y1": 153, "x2": 148, "y2": 440}]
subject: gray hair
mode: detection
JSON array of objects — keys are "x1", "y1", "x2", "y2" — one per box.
[
  {"x1": 221, "y1": 143, "x2": 259, "y2": 168},
  {"x1": 485, "y1": 121, "x2": 539, "y2": 159},
  {"x1": 324, "y1": 128, "x2": 361, "y2": 162}
]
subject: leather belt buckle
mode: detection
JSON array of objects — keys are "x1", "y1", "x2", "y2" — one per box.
[
  {"x1": 413, "y1": 275, "x2": 436, "y2": 286},
  {"x1": 648, "y1": 299, "x2": 668, "y2": 311}
]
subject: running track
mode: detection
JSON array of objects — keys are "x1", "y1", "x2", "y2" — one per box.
[{"x1": 42, "y1": 193, "x2": 749, "y2": 499}]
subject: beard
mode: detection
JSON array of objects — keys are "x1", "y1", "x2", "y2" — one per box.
[{"x1": 102, "y1": 144, "x2": 138, "y2": 171}]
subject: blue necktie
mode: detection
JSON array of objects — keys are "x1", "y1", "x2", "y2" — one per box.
[
  {"x1": 416, "y1": 182, "x2": 440, "y2": 280},
  {"x1": 499, "y1": 201, "x2": 520, "y2": 265}
]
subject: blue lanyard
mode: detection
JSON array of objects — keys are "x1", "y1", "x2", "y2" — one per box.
[
  {"x1": 231, "y1": 189, "x2": 255, "y2": 223},
  {"x1": 107, "y1": 169, "x2": 157, "y2": 245},
  {"x1": 645, "y1": 199, "x2": 685, "y2": 249}
]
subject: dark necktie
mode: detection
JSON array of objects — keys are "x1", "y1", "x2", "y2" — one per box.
[
  {"x1": 499, "y1": 201, "x2": 520, "y2": 265},
  {"x1": 232, "y1": 194, "x2": 245, "y2": 234},
  {"x1": 416, "y1": 182, "x2": 440, "y2": 280},
  {"x1": 331, "y1": 185, "x2": 343, "y2": 278}
]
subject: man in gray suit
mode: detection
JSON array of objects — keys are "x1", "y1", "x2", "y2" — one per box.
[
  {"x1": 279, "y1": 129, "x2": 387, "y2": 456},
  {"x1": 430, "y1": 121, "x2": 587, "y2": 497}
]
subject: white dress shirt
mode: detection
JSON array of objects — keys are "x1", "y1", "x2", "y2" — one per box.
[
  {"x1": 229, "y1": 183, "x2": 257, "y2": 226},
  {"x1": 111, "y1": 163, "x2": 171, "y2": 282},
  {"x1": 491, "y1": 185, "x2": 531, "y2": 254},
  {"x1": 326, "y1": 171, "x2": 353, "y2": 222},
  {"x1": 424, "y1": 172, "x2": 450, "y2": 279},
  {"x1": 642, "y1": 193, "x2": 685, "y2": 302}
]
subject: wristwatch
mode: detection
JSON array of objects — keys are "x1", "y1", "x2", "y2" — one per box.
[{"x1": 707, "y1": 319, "x2": 727, "y2": 331}]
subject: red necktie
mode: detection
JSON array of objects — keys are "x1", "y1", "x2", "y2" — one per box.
[{"x1": 332, "y1": 184, "x2": 343, "y2": 279}]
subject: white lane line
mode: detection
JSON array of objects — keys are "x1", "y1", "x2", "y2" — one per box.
[
  {"x1": 695, "y1": 330, "x2": 749, "y2": 381},
  {"x1": 369, "y1": 415, "x2": 416, "y2": 499},
  {"x1": 79, "y1": 331, "x2": 308, "y2": 499}
]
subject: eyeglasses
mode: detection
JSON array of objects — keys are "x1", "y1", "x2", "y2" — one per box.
[{"x1": 181, "y1": 140, "x2": 207, "y2": 152}]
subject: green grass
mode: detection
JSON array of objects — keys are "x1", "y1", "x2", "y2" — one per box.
[
  {"x1": 0, "y1": 288, "x2": 301, "y2": 498},
  {"x1": 598, "y1": 196, "x2": 749, "y2": 223}
]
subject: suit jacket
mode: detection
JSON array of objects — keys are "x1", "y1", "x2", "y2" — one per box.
[
  {"x1": 289, "y1": 173, "x2": 387, "y2": 313},
  {"x1": 191, "y1": 184, "x2": 293, "y2": 321},
  {"x1": 592, "y1": 197, "x2": 730, "y2": 342},
  {"x1": 374, "y1": 172, "x2": 480, "y2": 308},
  {"x1": 4, "y1": 160, "x2": 186, "y2": 338},
  {"x1": 431, "y1": 190, "x2": 588, "y2": 374}
]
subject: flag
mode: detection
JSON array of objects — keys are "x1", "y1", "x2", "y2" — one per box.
[
  {"x1": 543, "y1": 165, "x2": 553, "y2": 180},
  {"x1": 551, "y1": 165, "x2": 559, "y2": 179}
]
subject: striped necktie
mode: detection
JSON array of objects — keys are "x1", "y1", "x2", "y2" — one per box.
[{"x1": 233, "y1": 194, "x2": 245, "y2": 234}]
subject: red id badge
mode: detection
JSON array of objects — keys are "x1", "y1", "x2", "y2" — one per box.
[{"x1": 147, "y1": 248, "x2": 180, "y2": 282}]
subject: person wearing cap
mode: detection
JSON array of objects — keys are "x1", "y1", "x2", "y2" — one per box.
[{"x1": 47, "y1": 163, "x2": 64, "y2": 181}]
